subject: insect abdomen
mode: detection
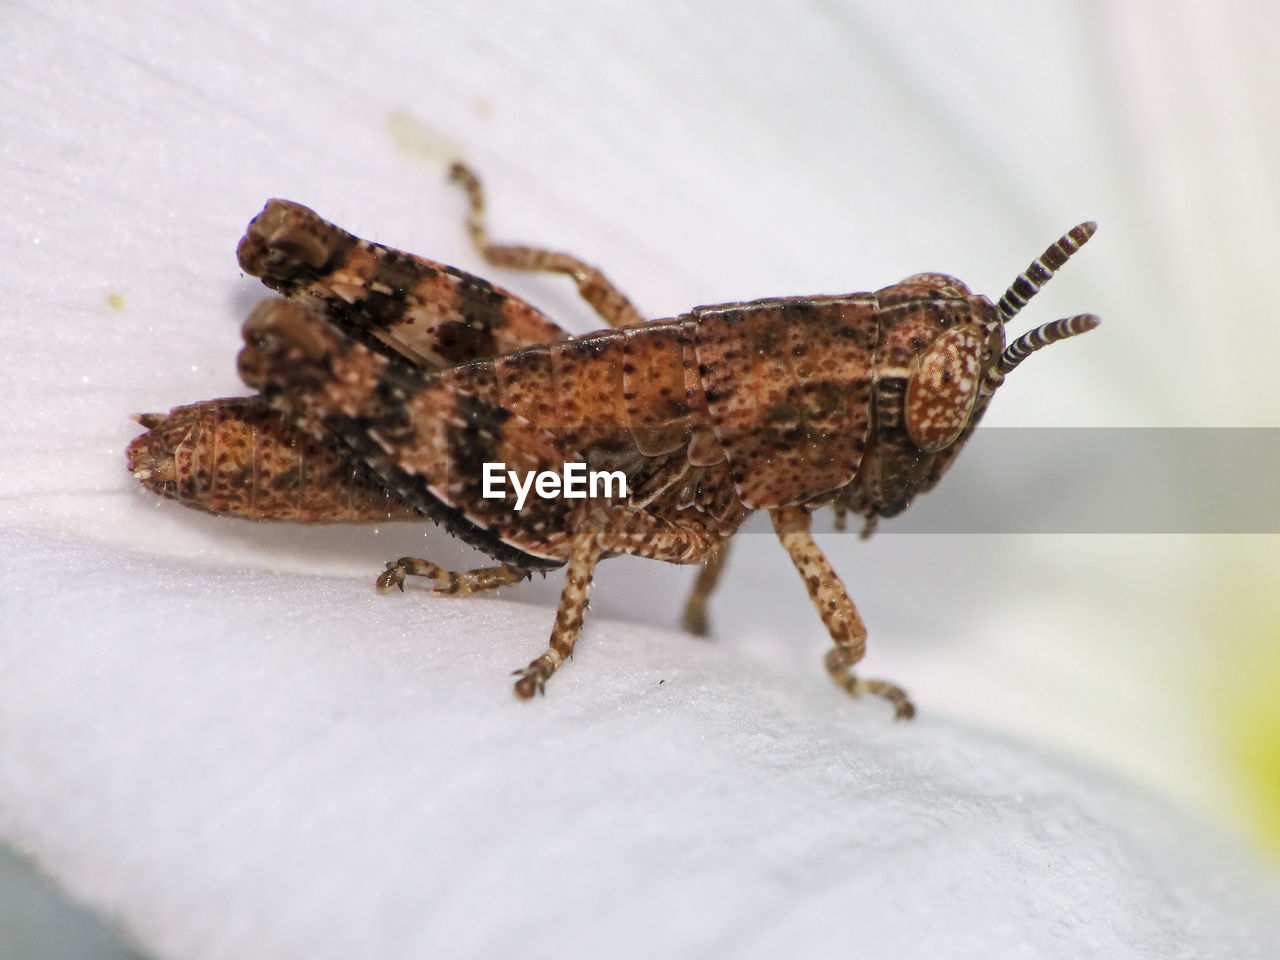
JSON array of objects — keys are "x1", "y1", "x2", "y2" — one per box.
[
  {"x1": 126, "y1": 397, "x2": 418, "y2": 522},
  {"x1": 444, "y1": 319, "x2": 705, "y2": 471}
]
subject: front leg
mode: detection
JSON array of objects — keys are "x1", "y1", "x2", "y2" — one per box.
[{"x1": 770, "y1": 506, "x2": 915, "y2": 720}]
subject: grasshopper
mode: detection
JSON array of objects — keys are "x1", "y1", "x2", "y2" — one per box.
[{"x1": 128, "y1": 164, "x2": 1099, "y2": 718}]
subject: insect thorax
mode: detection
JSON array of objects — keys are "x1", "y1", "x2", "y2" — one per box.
[
  {"x1": 689, "y1": 279, "x2": 1004, "y2": 520},
  {"x1": 432, "y1": 277, "x2": 1005, "y2": 534}
]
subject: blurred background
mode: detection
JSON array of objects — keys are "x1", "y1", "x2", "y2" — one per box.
[{"x1": 2, "y1": 0, "x2": 1278, "y2": 952}]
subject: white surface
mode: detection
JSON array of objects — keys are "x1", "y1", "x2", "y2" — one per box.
[
  {"x1": 3, "y1": 527, "x2": 1279, "y2": 959},
  {"x1": 3, "y1": 1, "x2": 1280, "y2": 957}
]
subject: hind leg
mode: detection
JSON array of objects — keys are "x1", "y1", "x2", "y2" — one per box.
[
  {"x1": 377, "y1": 557, "x2": 530, "y2": 596},
  {"x1": 449, "y1": 162, "x2": 645, "y2": 329}
]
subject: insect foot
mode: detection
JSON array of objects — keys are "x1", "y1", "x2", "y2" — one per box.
[{"x1": 130, "y1": 163, "x2": 1100, "y2": 717}]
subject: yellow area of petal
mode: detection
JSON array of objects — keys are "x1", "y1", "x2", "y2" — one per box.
[
  {"x1": 1224, "y1": 697, "x2": 1280, "y2": 857},
  {"x1": 1211, "y1": 541, "x2": 1280, "y2": 860},
  {"x1": 384, "y1": 110, "x2": 463, "y2": 167}
]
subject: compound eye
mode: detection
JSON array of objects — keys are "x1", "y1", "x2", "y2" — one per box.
[{"x1": 905, "y1": 325, "x2": 984, "y2": 452}]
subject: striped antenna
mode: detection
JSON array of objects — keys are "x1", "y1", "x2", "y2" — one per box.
[
  {"x1": 997, "y1": 222, "x2": 1097, "y2": 323},
  {"x1": 997, "y1": 313, "x2": 1099, "y2": 376}
]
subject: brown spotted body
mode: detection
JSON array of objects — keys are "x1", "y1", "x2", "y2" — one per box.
[
  {"x1": 127, "y1": 396, "x2": 418, "y2": 523},
  {"x1": 129, "y1": 164, "x2": 1100, "y2": 717}
]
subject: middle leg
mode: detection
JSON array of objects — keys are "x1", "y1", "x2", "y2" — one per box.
[
  {"x1": 681, "y1": 537, "x2": 732, "y2": 637},
  {"x1": 512, "y1": 532, "x2": 604, "y2": 698}
]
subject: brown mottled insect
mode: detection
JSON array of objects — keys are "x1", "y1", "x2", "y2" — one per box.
[{"x1": 128, "y1": 164, "x2": 1099, "y2": 718}]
